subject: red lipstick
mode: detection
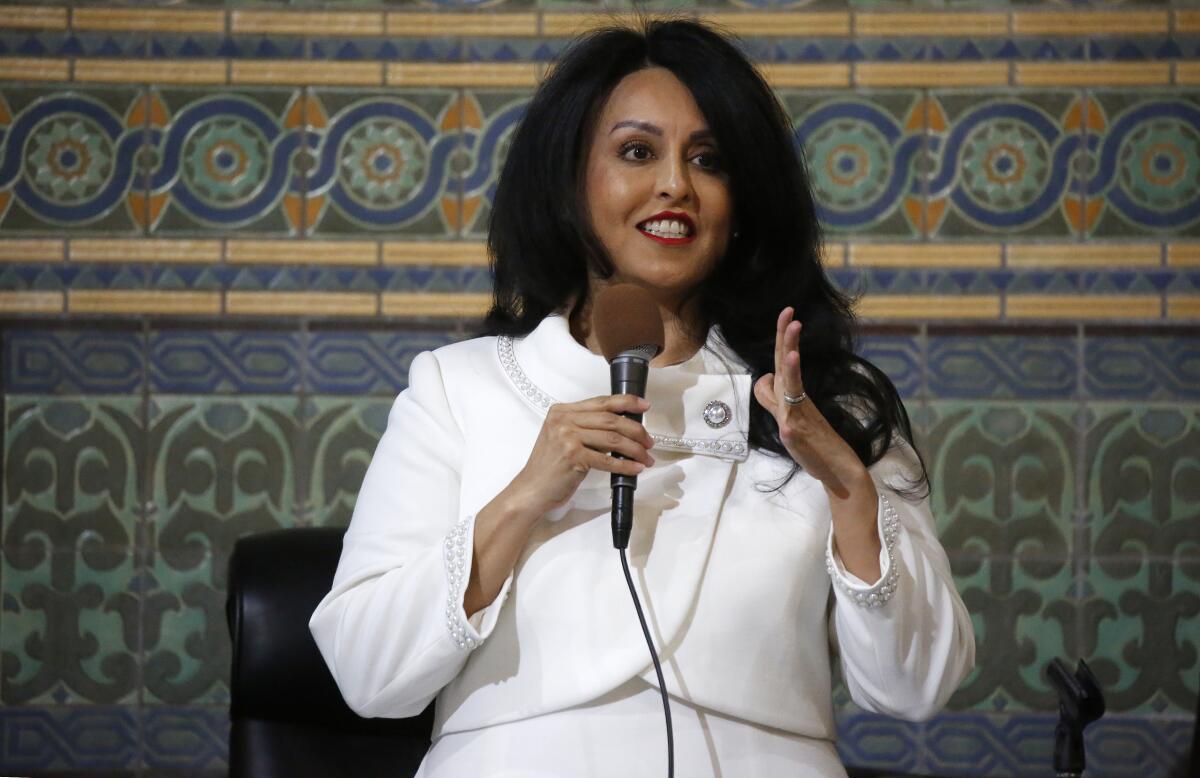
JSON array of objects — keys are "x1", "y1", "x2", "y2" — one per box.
[{"x1": 637, "y1": 211, "x2": 695, "y2": 245}]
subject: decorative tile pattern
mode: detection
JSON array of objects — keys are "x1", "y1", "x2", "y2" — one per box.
[
  {"x1": 0, "y1": 707, "x2": 139, "y2": 772},
  {"x1": 3, "y1": 329, "x2": 144, "y2": 395},
  {"x1": 928, "y1": 91, "x2": 1082, "y2": 238},
  {"x1": 2, "y1": 0, "x2": 1199, "y2": 773},
  {"x1": 0, "y1": 86, "x2": 146, "y2": 234},
  {"x1": 2, "y1": 397, "x2": 144, "y2": 706},
  {"x1": 927, "y1": 331, "x2": 1077, "y2": 399},
  {"x1": 306, "y1": 328, "x2": 458, "y2": 394},
  {"x1": 305, "y1": 88, "x2": 461, "y2": 237},
  {"x1": 300, "y1": 397, "x2": 392, "y2": 528},
  {"x1": 149, "y1": 330, "x2": 303, "y2": 394},
  {"x1": 782, "y1": 90, "x2": 924, "y2": 238},
  {"x1": 1084, "y1": 333, "x2": 1200, "y2": 401}
]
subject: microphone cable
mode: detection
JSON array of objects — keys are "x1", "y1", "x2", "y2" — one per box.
[{"x1": 619, "y1": 548, "x2": 674, "y2": 778}]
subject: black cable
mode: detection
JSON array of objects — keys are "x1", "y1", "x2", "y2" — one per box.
[{"x1": 619, "y1": 548, "x2": 674, "y2": 778}]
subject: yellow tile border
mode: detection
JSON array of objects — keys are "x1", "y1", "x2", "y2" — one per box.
[
  {"x1": 1006, "y1": 294, "x2": 1161, "y2": 319},
  {"x1": 0, "y1": 291, "x2": 64, "y2": 314},
  {"x1": 232, "y1": 60, "x2": 383, "y2": 86},
  {"x1": 850, "y1": 244, "x2": 1000, "y2": 268},
  {"x1": 1178, "y1": 10, "x2": 1200, "y2": 33},
  {"x1": 381, "y1": 292, "x2": 490, "y2": 317},
  {"x1": 1017, "y1": 62, "x2": 1169, "y2": 87},
  {"x1": 73, "y1": 8, "x2": 225, "y2": 34},
  {"x1": 227, "y1": 240, "x2": 378, "y2": 266},
  {"x1": 1008, "y1": 244, "x2": 1162, "y2": 268},
  {"x1": 0, "y1": 57, "x2": 69, "y2": 82},
  {"x1": 856, "y1": 62, "x2": 1008, "y2": 87},
  {"x1": 382, "y1": 242, "x2": 489, "y2": 266},
  {"x1": 855, "y1": 12, "x2": 1008, "y2": 37},
  {"x1": 69, "y1": 239, "x2": 222, "y2": 264},
  {"x1": 231, "y1": 10, "x2": 384, "y2": 37},
  {"x1": 0, "y1": 6, "x2": 68, "y2": 30},
  {"x1": 68, "y1": 290, "x2": 222, "y2": 315},
  {"x1": 539, "y1": 13, "x2": 662, "y2": 38},
  {"x1": 386, "y1": 62, "x2": 542, "y2": 87},
  {"x1": 226, "y1": 291, "x2": 378, "y2": 316},
  {"x1": 758, "y1": 63, "x2": 851, "y2": 88},
  {"x1": 1167, "y1": 295, "x2": 1200, "y2": 319},
  {"x1": 386, "y1": 12, "x2": 539, "y2": 37},
  {"x1": 1178, "y1": 62, "x2": 1200, "y2": 87},
  {"x1": 1013, "y1": 10, "x2": 1167, "y2": 36},
  {"x1": 856, "y1": 295, "x2": 1001, "y2": 319},
  {"x1": 705, "y1": 12, "x2": 850, "y2": 37},
  {"x1": 0, "y1": 240, "x2": 64, "y2": 263},
  {"x1": 76, "y1": 59, "x2": 227, "y2": 85},
  {"x1": 1168, "y1": 244, "x2": 1200, "y2": 267}
]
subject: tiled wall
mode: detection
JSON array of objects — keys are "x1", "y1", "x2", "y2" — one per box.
[{"x1": 1, "y1": 1, "x2": 1197, "y2": 776}]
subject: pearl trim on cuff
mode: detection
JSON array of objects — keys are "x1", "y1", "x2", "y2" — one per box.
[
  {"x1": 826, "y1": 493, "x2": 901, "y2": 609},
  {"x1": 443, "y1": 515, "x2": 478, "y2": 650}
]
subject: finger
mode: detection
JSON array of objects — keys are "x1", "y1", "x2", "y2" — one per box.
[
  {"x1": 753, "y1": 373, "x2": 777, "y2": 412},
  {"x1": 573, "y1": 411, "x2": 654, "y2": 449},
  {"x1": 783, "y1": 343, "x2": 804, "y2": 397},
  {"x1": 574, "y1": 394, "x2": 651, "y2": 414},
  {"x1": 577, "y1": 428, "x2": 655, "y2": 467},
  {"x1": 774, "y1": 307, "x2": 791, "y2": 376},
  {"x1": 582, "y1": 448, "x2": 646, "y2": 477}
]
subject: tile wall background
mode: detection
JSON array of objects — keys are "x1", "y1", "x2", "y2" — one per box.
[{"x1": 0, "y1": 0, "x2": 1197, "y2": 775}]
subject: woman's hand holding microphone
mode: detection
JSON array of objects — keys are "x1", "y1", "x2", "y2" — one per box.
[{"x1": 464, "y1": 394, "x2": 654, "y2": 616}]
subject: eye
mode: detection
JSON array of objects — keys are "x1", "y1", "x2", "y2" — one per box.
[
  {"x1": 691, "y1": 149, "x2": 722, "y2": 171},
  {"x1": 619, "y1": 141, "x2": 654, "y2": 162}
]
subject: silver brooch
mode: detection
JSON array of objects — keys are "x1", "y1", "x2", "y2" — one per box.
[{"x1": 702, "y1": 400, "x2": 731, "y2": 429}]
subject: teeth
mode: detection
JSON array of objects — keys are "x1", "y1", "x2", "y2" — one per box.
[{"x1": 641, "y1": 219, "x2": 690, "y2": 238}]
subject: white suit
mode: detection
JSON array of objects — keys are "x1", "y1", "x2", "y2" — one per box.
[{"x1": 310, "y1": 314, "x2": 975, "y2": 777}]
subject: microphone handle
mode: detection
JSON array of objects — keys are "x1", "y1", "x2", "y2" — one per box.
[{"x1": 610, "y1": 356, "x2": 649, "y2": 549}]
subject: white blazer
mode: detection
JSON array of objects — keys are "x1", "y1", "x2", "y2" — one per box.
[{"x1": 310, "y1": 314, "x2": 975, "y2": 741}]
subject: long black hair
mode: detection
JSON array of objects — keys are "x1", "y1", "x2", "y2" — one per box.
[{"x1": 484, "y1": 18, "x2": 925, "y2": 488}]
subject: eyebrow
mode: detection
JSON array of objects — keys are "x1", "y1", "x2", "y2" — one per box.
[{"x1": 609, "y1": 120, "x2": 714, "y2": 142}]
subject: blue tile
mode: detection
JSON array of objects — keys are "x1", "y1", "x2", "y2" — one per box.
[
  {"x1": 0, "y1": 706, "x2": 138, "y2": 771},
  {"x1": 4, "y1": 330, "x2": 144, "y2": 394},
  {"x1": 858, "y1": 333, "x2": 922, "y2": 399},
  {"x1": 141, "y1": 706, "x2": 228, "y2": 772},
  {"x1": 1084, "y1": 334, "x2": 1200, "y2": 401},
  {"x1": 836, "y1": 710, "x2": 925, "y2": 774},
  {"x1": 149, "y1": 331, "x2": 303, "y2": 394},
  {"x1": 928, "y1": 334, "x2": 1077, "y2": 399},
  {"x1": 306, "y1": 330, "x2": 460, "y2": 395}
]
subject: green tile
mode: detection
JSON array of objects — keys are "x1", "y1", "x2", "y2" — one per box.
[
  {"x1": 947, "y1": 556, "x2": 1074, "y2": 712},
  {"x1": 3, "y1": 397, "x2": 144, "y2": 549},
  {"x1": 141, "y1": 549, "x2": 229, "y2": 706},
  {"x1": 300, "y1": 397, "x2": 390, "y2": 528},
  {"x1": 1, "y1": 547, "x2": 140, "y2": 705},
  {"x1": 1084, "y1": 405, "x2": 1200, "y2": 561},
  {"x1": 1083, "y1": 559, "x2": 1200, "y2": 715},
  {"x1": 926, "y1": 402, "x2": 1077, "y2": 561}
]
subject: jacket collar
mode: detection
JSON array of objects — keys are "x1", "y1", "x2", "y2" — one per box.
[{"x1": 499, "y1": 315, "x2": 752, "y2": 462}]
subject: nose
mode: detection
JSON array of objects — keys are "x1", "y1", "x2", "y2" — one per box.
[{"x1": 657, "y1": 155, "x2": 692, "y2": 202}]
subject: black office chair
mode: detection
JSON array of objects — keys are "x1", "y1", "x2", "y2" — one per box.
[{"x1": 226, "y1": 527, "x2": 434, "y2": 778}]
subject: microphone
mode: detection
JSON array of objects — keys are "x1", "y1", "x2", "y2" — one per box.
[{"x1": 592, "y1": 285, "x2": 665, "y2": 550}]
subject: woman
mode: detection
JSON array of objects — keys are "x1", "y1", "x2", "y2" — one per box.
[{"x1": 311, "y1": 19, "x2": 974, "y2": 777}]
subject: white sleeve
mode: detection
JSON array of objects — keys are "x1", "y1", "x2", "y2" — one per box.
[
  {"x1": 826, "y1": 441, "x2": 976, "y2": 721},
  {"x1": 308, "y1": 351, "x2": 514, "y2": 719}
]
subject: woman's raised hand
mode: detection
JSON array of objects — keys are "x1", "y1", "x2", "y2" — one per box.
[
  {"x1": 752, "y1": 307, "x2": 869, "y2": 500},
  {"x1": 509, "y1": 394, "x2": 656, "y2": 518}
]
